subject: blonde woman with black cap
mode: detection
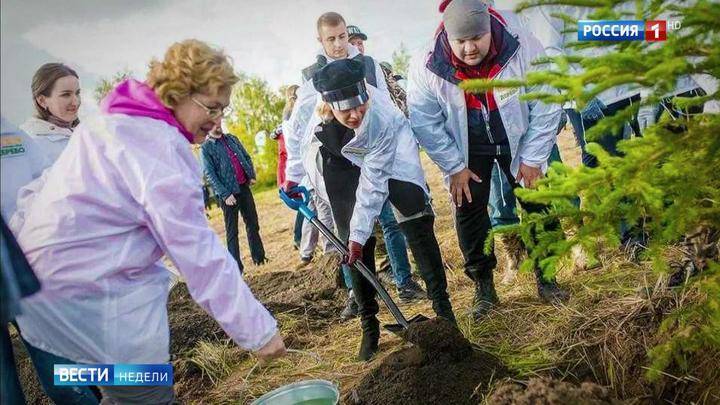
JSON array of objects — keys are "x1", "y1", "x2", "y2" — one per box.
[{"x1": 284, "y1": 57, "x2": 456, "y2": 361}]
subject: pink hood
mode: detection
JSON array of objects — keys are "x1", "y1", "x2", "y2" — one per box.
[{"x1": 101, "y1": 79, "x2": 194, "y2": 143}]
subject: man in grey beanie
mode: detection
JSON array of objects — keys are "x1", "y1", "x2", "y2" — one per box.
[{"x1": 407, "y1": 0, "x2": 570, "y2": 320}]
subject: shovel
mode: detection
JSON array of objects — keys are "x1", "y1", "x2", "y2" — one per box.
[{"x1": 279, "y1": 186, "x2": 429, "y2": 335}]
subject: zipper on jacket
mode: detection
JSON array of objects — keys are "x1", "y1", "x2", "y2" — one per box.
[
  {"x1": 480, "y1": 97, "x2": 494, "y2": 144},
  {"x1": 485, "y1": 36, "x2": 520, "y2": 158}
]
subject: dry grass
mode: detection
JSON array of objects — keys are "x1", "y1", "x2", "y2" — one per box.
[{"x1": 172, "y1": 128, "x2": 717, "y2": 404}]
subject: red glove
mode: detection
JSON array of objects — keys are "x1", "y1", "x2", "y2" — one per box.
[
  {"x1": 344, "y1": 241, "x2": 363, "y2": 266},
  {"x1": 282, "y1": 180, "x2": 300, "y2": 198}
]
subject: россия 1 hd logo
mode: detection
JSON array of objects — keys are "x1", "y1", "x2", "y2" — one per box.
[{"x1": 578, "y1": 20, "x2": 680, "y2": 41}]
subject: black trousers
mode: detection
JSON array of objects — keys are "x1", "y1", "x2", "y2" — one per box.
[
  {"x1": 456, "y1": 154, "x2": 557, "y2": 272},
  {"x1": 322, "y1": 159, "x2": 379, "y2": 322},
  {"x1": 219, "y1": 183, "x2": 265, "y2": 271},
  {"x1": 322, "y1": 152, "x2": 443, "y2": 321}
]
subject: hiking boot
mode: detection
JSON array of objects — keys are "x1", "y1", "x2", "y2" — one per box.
[
  {"x1": 432, "y1": 299, "x2": 457, "y2": 326},
  {"x1": 376, "y1": 270, "x2": 395, "y2": 288},
  {"x1": 398, "y1": 215, "x2": 456, "y2": 322},
  {"x1": 466, "y1": 267, "x2": 499, "y2": 320},
  {"x1": 295, "y1": 256, "x2": 312, "y2": 270},
  {"x1": 340, "y1": 290, "x2": 359, "y2": 321},
  {"x1": 535, "y1": 268, "x2": 570, "y2": 303},
  {"x1": 397, "y1": 278, "x2": 426, "y2": 303},
  {"x1": 497, "y1": 233, "x2": 524, "y2": 285},
  {"x1": 358, "y1": 317, "x2": 380, "y2": 362}
]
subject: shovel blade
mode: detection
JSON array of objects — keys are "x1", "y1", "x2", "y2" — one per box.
[{"x1": 383, "y1": 314, "x2": 431, "y2": 335}]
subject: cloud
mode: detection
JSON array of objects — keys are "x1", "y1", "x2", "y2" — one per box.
[{"x1": 14, "y1": 0, "x2": 442, "y2": 91}]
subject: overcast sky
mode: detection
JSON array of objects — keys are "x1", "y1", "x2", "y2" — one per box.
[{"x1": 1, "y1": 0, "x2": 519, "y2": 125}]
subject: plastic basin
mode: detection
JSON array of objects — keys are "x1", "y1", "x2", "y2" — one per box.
[{"x1": 250, "y1": 379, "x2": 339, "y2": 405}]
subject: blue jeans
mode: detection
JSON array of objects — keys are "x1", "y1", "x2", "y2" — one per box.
[
  {"x1": 566, "y1": 97, "x2": 641, "y2": 168},
  {"x1": 19, "y1": 334, "x2": 99, "y2": 404},
  {"x1": 293, "y1": 211, "x2": 303, "y2": 247},
  {"x1": 488, "y1": 107, "x2": 566, "y2": 229},
  {"x1": 343, "y1": 201, "x2": 413, "y2": 289}
]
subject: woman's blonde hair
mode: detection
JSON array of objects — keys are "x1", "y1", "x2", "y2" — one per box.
[
  {"x1": 282, "y1": 84, "x2": 300, "y2": 120},
  {"x1": 146, "y1": 39, "x2": 239, "y2": 107},
  {"x1": 315, "y1": 101, "x2": 334, "y2": 123}
]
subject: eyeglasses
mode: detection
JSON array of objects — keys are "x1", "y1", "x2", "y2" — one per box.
[{"x1": 191, "y1": 97, "x2": 233, "y2": 119}]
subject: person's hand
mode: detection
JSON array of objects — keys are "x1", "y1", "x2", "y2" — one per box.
[
  {"x1": 343, "y1": 241, "x2": 363, "y2": 266},
  {"x1": 516, "y1": 163, "x2": 543, "y2": 189},
  {"x1": 282, "y1": 180, "x2": 300, "y2": 198},
  {"x1": 449, "y1": 168, "x2": 482, "y2": 207},
  {"x1": 256, "y1": 332, "x2": 286, "y2": 363},
  {"x1": 249, "y1": 179, "x2": 257, "y2": 186},
  {"x1": 224, "y1": 195, "x2": 237, "y2": 206}
]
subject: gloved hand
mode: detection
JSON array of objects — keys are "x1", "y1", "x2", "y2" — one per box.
[
  {"x1": 344, "y1": 241, "x2": 363, "y2": 266},
  {"x1": 282, "y1": 180, "x2": 300, "y2": 198}
]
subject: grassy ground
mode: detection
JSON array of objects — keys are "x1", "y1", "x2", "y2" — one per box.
[
  {"x1": 13, "y1": 129, "x2": 717, "y2": 404},
  {"x1": 173, "y1": 128, "x2": 717, "y2": 404}
]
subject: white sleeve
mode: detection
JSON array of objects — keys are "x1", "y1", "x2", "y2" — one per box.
[
  {"x1": 516, "y1": 30, "x2": 562, "y2": 169},
  {"x1": 285, "y1": 81, "x2": 318, "y2": 183},
  {"x1": 348, "y1": 119, "x2": 396, "y2": 245},
  {"x1": 407, "y1": 53, "x2": 466, "y2": 176}
]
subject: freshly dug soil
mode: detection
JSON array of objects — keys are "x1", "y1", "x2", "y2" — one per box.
[
  {"x1": 346, "y1": 318, "x2": 509, "y2": 405},
  {"x1": 247, "y1": 252, "x2": 344, "y2": 303},
  {"x1": 488, "y1": 378, "x2": 623, "y2": 405},
  {"x1": 168, "y1": 283, "x2": 229, "y2": 355},
  {"x1": 10, "y1": 331, "x2": 52, "y2": 405}
]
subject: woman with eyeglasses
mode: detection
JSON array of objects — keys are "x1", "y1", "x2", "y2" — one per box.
[{"x1": 10, "y1": 39, "x2": 285, "y2": 404}]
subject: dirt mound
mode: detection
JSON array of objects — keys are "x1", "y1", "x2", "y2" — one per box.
[
  {"x1": 345, "y1": 318, "x2": 509, "y2": 405},
  {"x1": 488, "y1": 378, "x2": 623, "y2": 405},
  {"x1": 168, "y1": 283, "x2": 229, "y2": 355},
  {"x1": 247, "y1": 252, "x2": 343, "y2": 303}
]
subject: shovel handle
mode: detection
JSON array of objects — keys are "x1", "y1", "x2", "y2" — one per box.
[
  {"x1": 308, "y1": 217, "x2": 410, "y2": 329},
  {"x1": 278, "y1": 187, "x2": 410, "y2": 329}
]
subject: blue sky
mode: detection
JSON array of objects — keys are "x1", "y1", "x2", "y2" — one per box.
[{"x1": 1, "y1": 0, "x2": 519, "y2": 125}]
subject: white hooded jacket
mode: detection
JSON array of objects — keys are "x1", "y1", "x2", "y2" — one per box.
[
  {"x1": 306, "y1": 87, "x2": 427, "y2": 245},
  {"x1": 20, "y1": 116, "x2": 72, "y2": 167},
  {"x1": 10, "y1": 113, "x2": 278, "y2": 364}
]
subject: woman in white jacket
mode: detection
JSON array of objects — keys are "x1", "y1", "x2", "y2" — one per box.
[
  {"x1": 11, "y1": 40, "x2": 285, "y2": 404},
  {"x1": 284, "y1": 58, "x2": 456, "y2": 361},
  {"x1": 20, "y1": 63, "x2": 81, "y2": 166}
]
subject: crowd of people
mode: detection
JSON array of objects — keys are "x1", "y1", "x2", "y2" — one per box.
[{"x1": 0, "y1": 0, "x2": 713, "y2": 403}]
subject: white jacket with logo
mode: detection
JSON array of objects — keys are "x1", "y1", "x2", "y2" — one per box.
[
  {"x1": 407, "y1": 10, "x2": 562, "y2": 184},
  {"x1": 20, "y1": 117, "x2": 72, "y2": 167}
]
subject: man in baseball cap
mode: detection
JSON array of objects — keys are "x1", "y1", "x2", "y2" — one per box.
[{"x1": 347, "y1": 25, "x2": 367, "y2": 54}]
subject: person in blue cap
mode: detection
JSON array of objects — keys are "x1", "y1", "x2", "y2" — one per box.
[{"x1": 285, "y1": 57, "x2": 456, "y2": 361}]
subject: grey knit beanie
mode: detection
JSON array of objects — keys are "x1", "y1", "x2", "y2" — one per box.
[{"x1": 442, "y1": 0, "x2": 491, "y2": 40}]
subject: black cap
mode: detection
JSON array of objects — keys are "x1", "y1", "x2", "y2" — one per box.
[
  {"x1": 312, "y1": 58, "x2": 369, "y2": 110},
  {"x1": 347, "y1": 25, "x2": 367, "y2": 40}
]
